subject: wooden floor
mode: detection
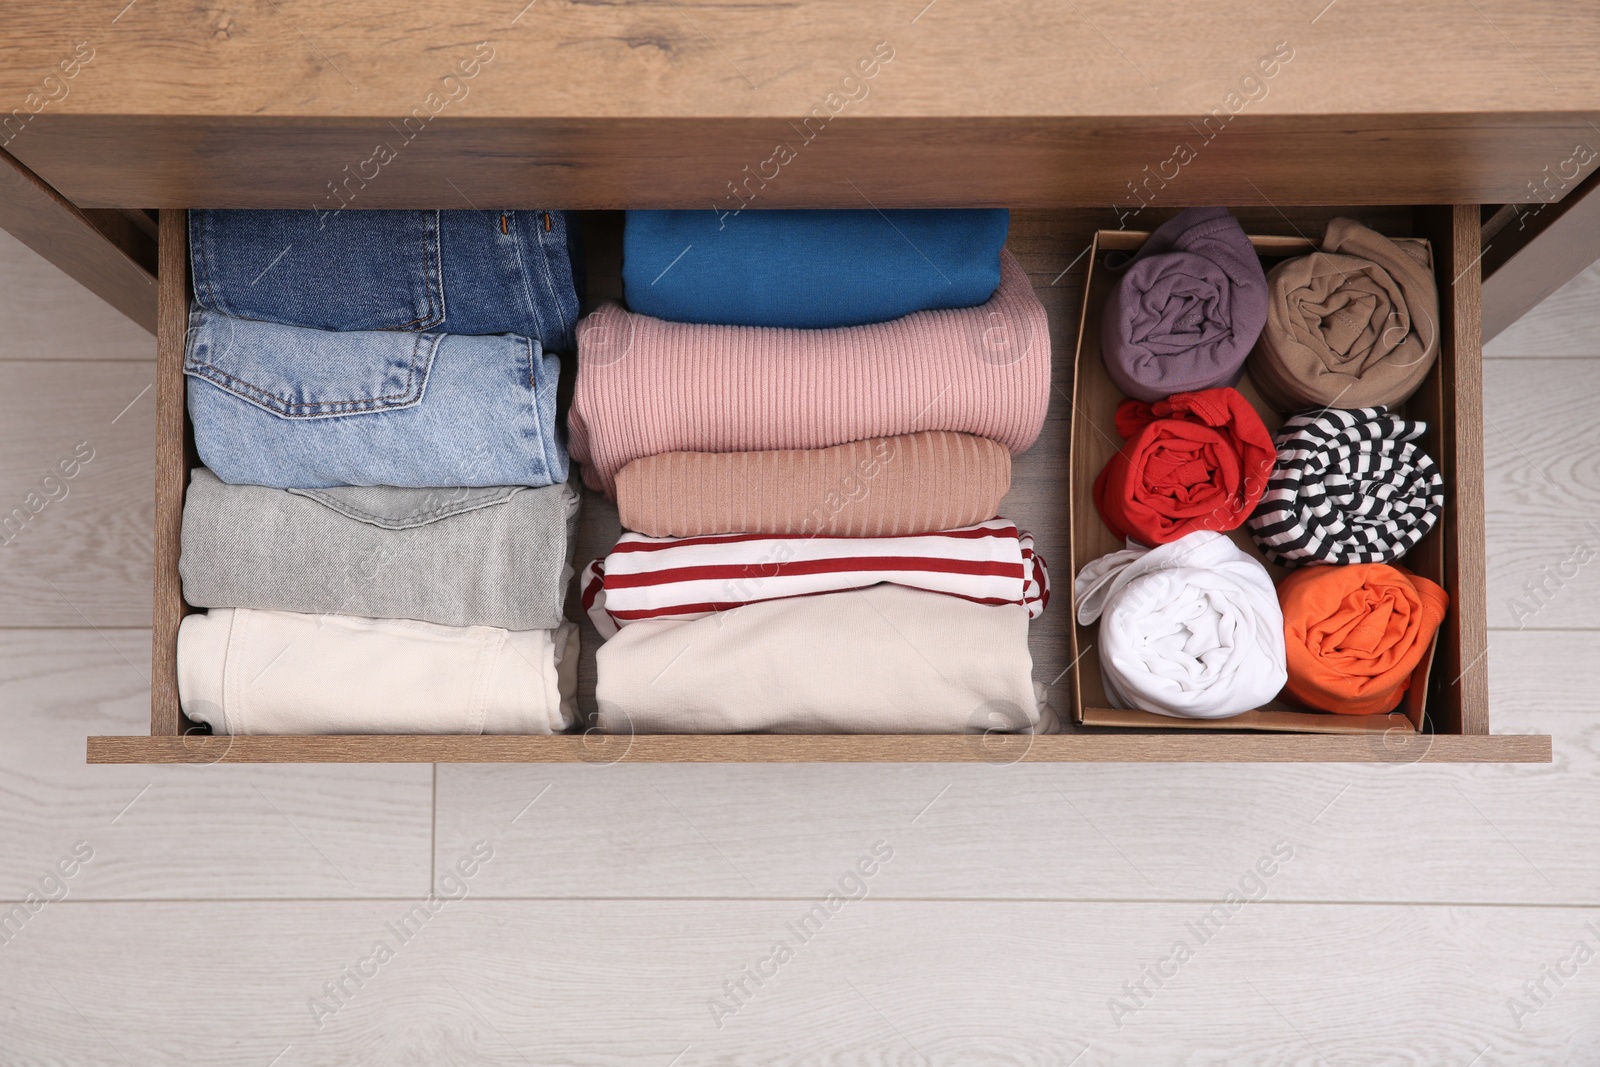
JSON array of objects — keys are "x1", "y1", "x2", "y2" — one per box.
[{"x1": 2, "y1": 225, "x2": 1598, "y2": 1063}]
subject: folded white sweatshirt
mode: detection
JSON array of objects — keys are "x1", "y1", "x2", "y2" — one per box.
[
  {"x1": 177, "y1": 608, "x2": 578, "y2": 735},
  {"x1": 595, "y1": 584, "x2": 1042, "y2": 734}
]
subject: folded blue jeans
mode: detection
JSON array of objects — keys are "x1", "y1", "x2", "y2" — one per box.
[
  {"x1": 185, "y1": 309, "x2": 567, "y2": 489},
  {"x1": 622, "y1": 208, "x2": 1009, "y2": 328},
  {"x1": 189, "y1": 209, "x2": 582, "y2": 352}
]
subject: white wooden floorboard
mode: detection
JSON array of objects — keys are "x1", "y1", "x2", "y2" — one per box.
[
  {"x1": 1485, "y1": 260, "x2": 1600, "y2": 357},
  {"x1": 1, "y1": 899, "x2": 1597, "y2": 1065},
  {"x1": 0, "y1": 229, "x2": 153, "y2": 363},
  {"x1": 431, "y1": 658, "x2": 1590, "y2": 907},
  {"x1": 1483, "y1": 357, "x2": 1600, "y2": 629},
  {"x1": 0, "y1": 360, "x2": 154, "y2": 627},
  {"x1": 0, "y1": 629, "x2": 433, "y2": 899}
]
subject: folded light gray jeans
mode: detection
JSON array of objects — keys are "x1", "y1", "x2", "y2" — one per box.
[{"x1": 180, "y1": 468, "x2": 580, "y2": 630}]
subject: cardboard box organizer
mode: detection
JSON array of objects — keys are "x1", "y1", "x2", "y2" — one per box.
[{"x1": 1068, "y1": 229, "x2": 1439, "y2": 736}]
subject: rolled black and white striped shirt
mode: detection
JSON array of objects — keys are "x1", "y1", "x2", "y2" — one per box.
[{"x1": 1248, "y1": 406, "x2": 1444, "y2": 567}]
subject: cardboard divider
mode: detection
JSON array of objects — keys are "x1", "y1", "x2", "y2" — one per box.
[{"x1": 1068, "y1": 227, "x2": 1444, "y2": 735}]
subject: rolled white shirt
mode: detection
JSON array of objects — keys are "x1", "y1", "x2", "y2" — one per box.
[
  {"x1": 178, "y1": 608, "x2": 578, "y2": 735},
  {"x1": 1074, "y1": 531, "x2": 1287, "y2": 719}
]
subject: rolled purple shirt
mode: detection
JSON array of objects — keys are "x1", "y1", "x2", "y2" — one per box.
[{"x1": 1100, "y1": 207, "x2": 1268, "y2": 402}]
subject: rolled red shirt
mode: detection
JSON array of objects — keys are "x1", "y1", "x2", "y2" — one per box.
[{"x1": 1092, "y1": 387, "x2": 1276, "y2": 545}]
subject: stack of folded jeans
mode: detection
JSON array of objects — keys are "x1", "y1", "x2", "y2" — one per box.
[
  {"x1": 575, "y1": 209, "x2": 1055, "y2": 735},
  {"x1": 177, "y1": 210, "x2": 584, "y2": 735}
]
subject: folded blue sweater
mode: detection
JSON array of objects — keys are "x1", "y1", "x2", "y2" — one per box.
[{"x1": 622, "y1": 209, "x2": 1009, "y2": 328}]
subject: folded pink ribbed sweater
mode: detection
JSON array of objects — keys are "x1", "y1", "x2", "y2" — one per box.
[{"x1": 568, "y1": 249, "x2": 1051, "y2": 497}]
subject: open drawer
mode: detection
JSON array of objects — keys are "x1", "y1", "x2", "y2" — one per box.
[{"x1": 85, "y1": 203, "x2": 1550, "y2": 764}]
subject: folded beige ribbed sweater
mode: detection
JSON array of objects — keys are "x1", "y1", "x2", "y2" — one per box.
[{"x1": 615, "y1": 431, "x2": 1011, "y2": 537}]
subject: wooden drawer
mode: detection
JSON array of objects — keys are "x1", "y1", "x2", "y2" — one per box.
[
  {"x1": 80, "y1": 203, "x2": 1549, "y2": 764},
  {"x1": 4, "y1": 4, "x2": 1599, "y2": 350}
]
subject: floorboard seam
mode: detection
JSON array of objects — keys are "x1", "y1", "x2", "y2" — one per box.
[{"x1": 7, "y1": 897, "x2": 1599, "y2": 908}]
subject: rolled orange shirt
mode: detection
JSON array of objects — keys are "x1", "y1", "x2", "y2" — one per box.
[{"x1": 1279, "y1": 563, "x2": 1448, "y2": 715}]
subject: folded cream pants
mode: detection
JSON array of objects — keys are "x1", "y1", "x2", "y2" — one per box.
[
  {"x1": 178, "y1": 608, "x2": 578, "y2": 735},
  {"x1": 595, "y1": 584, "x2": 1043, "y2": 734}
]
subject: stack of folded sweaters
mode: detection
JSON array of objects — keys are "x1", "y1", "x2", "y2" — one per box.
[
  {"x1": 571, "y1": 209, "x2": 1055, "y2": 734},
  {"x1": 175, "y1": 210, "x2": 584, "y2": 735},
  {"x1": 1076, "y1": 208, "x2": 1449, "y2": 721}
]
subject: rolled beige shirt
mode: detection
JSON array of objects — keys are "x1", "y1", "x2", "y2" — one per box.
[{"x1": 1250, "y1": 217, "x2": 1440, "y2": 413}]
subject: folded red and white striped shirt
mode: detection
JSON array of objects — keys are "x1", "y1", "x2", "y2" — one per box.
[{"x1": 581, "y1": 518, "x2": 1049, "y2": 638}]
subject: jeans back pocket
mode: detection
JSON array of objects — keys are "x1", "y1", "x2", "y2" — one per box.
[
  {"x1": 184, "y1": 309, "x2": 441, "y2": 419},
  {"x1": 189, "y1": 209, "x2": 445, "y2": 332}
]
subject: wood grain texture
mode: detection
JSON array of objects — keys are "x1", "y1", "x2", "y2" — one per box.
[
  {"x1": 17, "y1": 115, "x2": 1600, "y2": 212},
  {"x1": 3, "y1": 0, "x2": 1600, "y2": 208},
  {"x1": 1483, "y1": 358, "x2": 1600, "y2": 629},
  {"x1": 5, "y1": 1, "x2": 1599, "y2": 118},
  {"x1": 0, "y1": 145, "x2": 155, "y2": 330},
  {"x1": 0, "y1": 630, "x2": 432, "y2": 900},
  {"x1": 0, "y1": 900, "x2": 1597, "y2": 1064},
  {"x1": 84, "y1": 732, "x2": 1551, "y2": 764},
  {"x1": 1423, "y1": 204, "x2": 1490, "y2": 734},
  {"x1": 0, "y1": 229, "x2": 154, "y2": 361},
  {"x1": 150, "y1": 209, "x2": 192, "y2": 737},
  {"x1": 0, "y1": 360, "x2": 153, "y2": 627},
  {"x1": 1485, "y1": 261, "x2": 1600, "y2": 357},
  {"x1": 1483, "y1": 168, "x2": 1600, "y2": 342}
]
